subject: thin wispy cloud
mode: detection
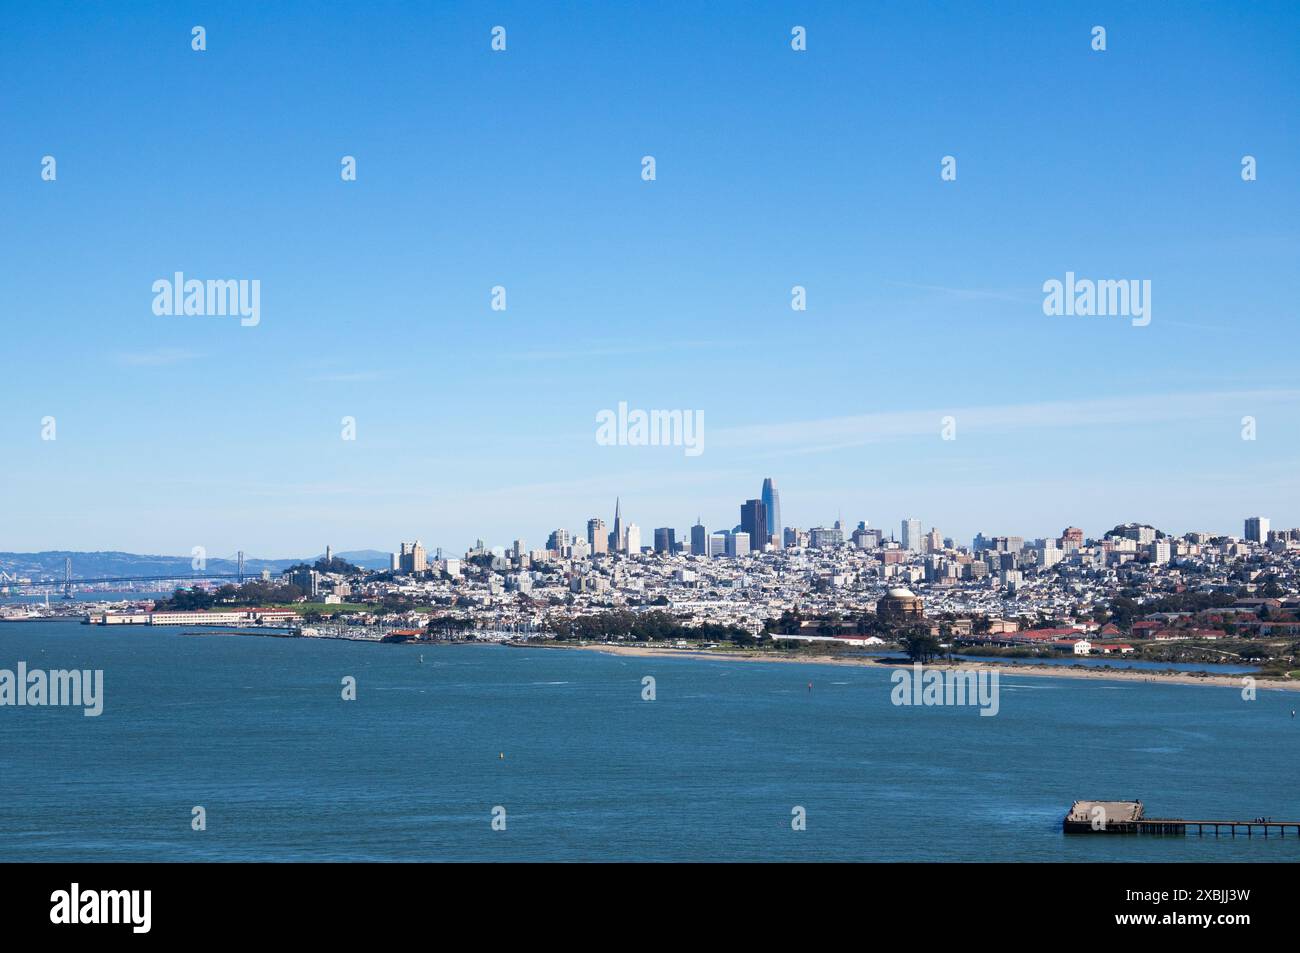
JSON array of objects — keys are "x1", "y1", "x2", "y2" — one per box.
[
  {"x1": 307, "y1": 371, "x2": 387, "y2": 383},
  {"x1": 113, "y1": 347, "x2": 200, "y2": 367},
  {"x1": 713, "y1": 389, "x2": 1300, "y2": 454},
  {"x1": 501, "y1": 340, "x2": 723, "y2": 362},
  {"x1": 884, "y1": 280, "x2": 1033, "y2": 304}
]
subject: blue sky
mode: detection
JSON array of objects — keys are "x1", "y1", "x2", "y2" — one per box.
[{"x1": 3, "y1": 1, "x2": 1298, "y2": 558}]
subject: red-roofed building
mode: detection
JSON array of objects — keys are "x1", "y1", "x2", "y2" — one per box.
[{"x1": 1012, "y1": 627, "x2": 1081, "y2": 642}]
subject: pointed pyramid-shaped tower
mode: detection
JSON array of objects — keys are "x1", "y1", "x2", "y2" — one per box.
[{"x1": 610, "y1": 497, "x2": 623, "y2": 553}]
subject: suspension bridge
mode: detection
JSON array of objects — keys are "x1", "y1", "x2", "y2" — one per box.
[{"x1": 1, "y1": 554, "x2": 253, "y2": 597}]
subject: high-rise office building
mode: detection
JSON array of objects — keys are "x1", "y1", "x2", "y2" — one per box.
[
  {"x1": 1245, "y1": 516, "x2": 1270, "y2": 543},
  {"x1": 726, "y1": 531, "x2": 750, "y2": 557},
  {"x1": 398, "y1": 541, "x2": 427, "y2": 574},
  {"x1": 809, "y1": 525, "x2": 843, "y2": 548},
  {"x1": 761, "y1": 478, "x2": 782, "y2": 549},
  {"x1": 654, "y1": 527, "x2": 676, "y2": 554},
  {"x1": 690, "y1": 520, "x2": 708, "y2": 556},
  {"x1": 546, "y1": 529, "x2": 570, "y2": 551},
  {"x1": 784, "y1": 527, "x2": 810, "y2": 548},
  {"x1": 625, "y1": 523, "x2": 641, "y2": 554},
  {"x1": 852, "y1": 526, "x2": 882, "y2": 549},
  {"x1": 587, "y1": 518, "x2": 608, "y2": 555},
  {"x1": 740, "y1": 499, "x2": 768, "y2": 552},
  {"x1": 609, "y1": 498, "x2": 624, "y2": 553},
  {"x1": 902, "y1": 519, "x2": 922, "y2": 552}
]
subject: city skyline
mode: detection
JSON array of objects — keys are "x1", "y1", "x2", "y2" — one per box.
[{"x1": 1, "y1": 482, "x2": 1290, "y2": 565}]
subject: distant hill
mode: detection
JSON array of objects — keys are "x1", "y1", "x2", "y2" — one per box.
[{"x1": 0, "y1": 549, "x2": 392, "y2": 580}]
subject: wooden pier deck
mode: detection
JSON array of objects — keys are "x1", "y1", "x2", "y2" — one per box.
[{"x1": 1063, "y1": 800, "x2": 1300, "y2": 837}]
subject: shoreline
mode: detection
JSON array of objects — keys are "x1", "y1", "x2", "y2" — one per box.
[{"x1": 529, "y1": 642, "x2": 1300, "y2": 692}]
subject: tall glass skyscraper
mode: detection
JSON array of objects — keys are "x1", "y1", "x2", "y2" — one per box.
[
  {"x1": 740, "y1": 499, "x2": 768, "y2": 553},
  {"x1": 690, "y1": 519, "x2": 708, "y2": 556},
  {"x1": 760, "y1": 477, "x2": 782, "y2": 549}
]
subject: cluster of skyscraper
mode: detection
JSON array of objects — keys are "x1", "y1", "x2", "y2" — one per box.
[
  {"x1": 680, "y1": 477, "x2": 783, "y2": 557},
  {"x1": 548, "y1": 479, "x2": 789, "y2": 561},
  {"x1": 386, "y1": 512, "x2": 1286, "y2": 579},
  {"x1": 535, "y1": 478, "x2": 915, "y2": 560}
]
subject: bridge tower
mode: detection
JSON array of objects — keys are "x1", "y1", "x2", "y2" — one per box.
[
  {"x1": 237, "y1": 550, "x2": 245, "y2": 584},
  {"x1": 63, "y1": 556, "x2": 73, "y2": 599}
]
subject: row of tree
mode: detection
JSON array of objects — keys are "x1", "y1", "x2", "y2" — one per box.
[
  {"x1": 544, "y1": 609, "x2": 754, "y2": 645},
  {"x1": 153, "y1": 581, "x2": 305, "y2": 610}
]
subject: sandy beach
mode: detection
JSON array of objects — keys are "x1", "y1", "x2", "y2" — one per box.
[{"x1": 533, "y1": 642, "x2": 1300, "y2": 692}]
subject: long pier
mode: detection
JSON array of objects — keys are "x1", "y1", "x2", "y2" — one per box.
[{"x1": 1064, "y1": 800, "x2": 1300, "y2": 837}]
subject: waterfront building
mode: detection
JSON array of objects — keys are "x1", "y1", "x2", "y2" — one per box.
[{"x1": 90, "y1": 608, "x2": 297, "y2": 627}]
